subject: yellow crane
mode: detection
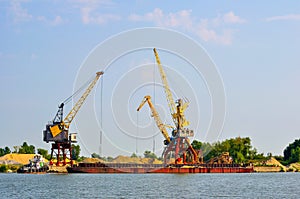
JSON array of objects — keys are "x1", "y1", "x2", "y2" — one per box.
[
  {"x1": 137, "y1": 95, "x2": 171, "y2": 145},
  {"x1": 55, "y1": 71, "x2": 103, "y2": 134},
  {"x1": 152, "y1": 48, "x2": 199, "y2": 164},
  {"x1": 43, "y1": 71, "x2": 104, "y2": 166},
  {"x1": 44, "y1": 71, "x2": 104, "y2": 141},
  {"x1": 153, "y1": 48, "x2": 189, "y2": 130}
]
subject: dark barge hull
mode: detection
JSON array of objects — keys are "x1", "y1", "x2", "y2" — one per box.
[
  {"x1": 67, "y1": 163, "x2": 253, "y2": 173},
  {"x1": 17, "y1": 166, "x2": 49, "y2": 174}
]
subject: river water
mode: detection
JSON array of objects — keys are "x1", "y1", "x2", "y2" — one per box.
[{"x1": 0, "y1": 172, "x2": 299, "y2": 198}]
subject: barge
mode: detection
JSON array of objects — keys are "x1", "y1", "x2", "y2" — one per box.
[{"x1": 67, "y1": 162, "x2": 254, "y2": 174}]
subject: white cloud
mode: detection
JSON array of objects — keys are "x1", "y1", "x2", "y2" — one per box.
[
  {"x1": 129, "y1": 8, "x2": 245, "y2": 45},
  {"x1": 129, "y1": 8, "x2": 193, "y2": 29},
  {"x1": 9, "y1": 1, "x2": 65, "y2": 26},
  {"x1": 37, "y1": 15, "x2": 65, "y2": 26},
  {"x1": 223, "y1": 11, "x2": 246, "y2": 24},
  {"x1": 81, "y1": 6, "x2": 120, "y2": 24},
  {"x1": 51, "y1": 16, "x2": 64, "y2": 26},
  {"x1": 196, "y1": 21, "x2": 234, "y2": 45},
  {"x1": 266, "y1": 14, "x2": 300, "y2": 22},
  {"x1": 72, "y1": 0, "x2": 120, "y2": 24},
  {"x1": 10, "y1": 0, "x2": 33, "y2": 23}
]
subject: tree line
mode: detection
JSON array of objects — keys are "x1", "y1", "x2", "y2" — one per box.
[
  {"x1": 283, "y1": 139, "x2": 300, "y2": 164},
  {"x1": 191, "y1": 137, "x2": 267, "y2": 164}
]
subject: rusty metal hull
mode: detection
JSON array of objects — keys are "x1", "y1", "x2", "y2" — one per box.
[{"x1": 67, "y1": 163, "x2": 253, "y2": 174}]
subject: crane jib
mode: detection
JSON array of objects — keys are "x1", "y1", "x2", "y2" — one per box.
[{"x1": 45, "y1": 71, "x2": 104, "y2": 140}]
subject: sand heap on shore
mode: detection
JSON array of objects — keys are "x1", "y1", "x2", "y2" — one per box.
[
  {"x1": 81, "y1": 157, "x2": 105, "y2": 163},
  {"x1": 254, "y1": 157, "x2": 287, "y2": 172},
  {"x1": 0, "y1": 154, "x2": 49, "y2": 165},
  {"x1": 265, "y1": 157, "x2": 285, "y2": 168},
  {"x1": 111, "y1": 155, "x2": 162, "y2": 164},
  {"x1": 287, "y1": 162, "x2": 300, "y2": 171},
  {"x1": 0, "y1": 154, "x2": 35, "y2": 165}
]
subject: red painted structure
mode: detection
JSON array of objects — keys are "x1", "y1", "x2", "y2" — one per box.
[
  {"x1": 49, "y1": 142, "x2": 73, "y2": 166},
  {"x1": 67, "y1": 163, "x2": 254, "y2": 174}
]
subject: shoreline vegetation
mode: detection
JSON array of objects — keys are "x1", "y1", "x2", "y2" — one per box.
[{"x1": 1, "y1": 137, "x2": 300, "y2": 173}]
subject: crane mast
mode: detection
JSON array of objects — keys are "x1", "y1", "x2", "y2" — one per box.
[{"x1": 137, "y1": 95, "x2": 171, "y2": 145}]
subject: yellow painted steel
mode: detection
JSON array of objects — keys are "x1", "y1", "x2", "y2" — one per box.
[
  {"x1": 51, "y1": 71, "x2": 103, "y2": 137},
  {"x1": 63, "y1": 71, "x2": 104, "y2": 130},
  {"x1": 50, "y1": 125, "x2": 61, "y2": 137},
  {"x1": 153, "y1": 48, "x2": 177, "y2": 123},
  {"x1": 137, "y1": 95, "x2": 171, "y2": 144},
  {"x1": 153, "y1": 48, "x2": 189, "y2": 129}
]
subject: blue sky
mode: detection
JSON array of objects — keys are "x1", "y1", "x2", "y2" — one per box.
[{"x1": 1, "y1": 0, "x2": 300, "y2": 157}]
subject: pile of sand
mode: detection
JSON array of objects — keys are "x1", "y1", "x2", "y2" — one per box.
[
  {"x1": 81, "y1": 157, "x2": 104, "y2": 163},
  {"x1": 0, "y1": 154, "x2": 35, "y2": 165},
  {"x1": 152, "y1": 159, "x2": 163, "y2": 164},
  {"x1": 111, "y1": 155, "x2": 162, "y2": 164},
  {"x1": 287, "y1": 162, "x2": 300, "y2": 171},
  {"x1": 254, "y1": 157, "x2": 286, "y2": 172},
  {"x1": 265, "y1": 157, "x2": 285, "y2": 168}
]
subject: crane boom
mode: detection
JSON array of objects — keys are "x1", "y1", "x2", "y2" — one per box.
[
  {"x1": 63, "y1": 71, "x2": 103, "y2": 129},
  {"x1": 49, "y1": 71, "x2": 103, "y2": 138},
  {"x1": 153, "y1": 48, "x2": 177, "y2": 125},
  {"x1": 137, "y1": 95, "x2": 171, "y2": 145},
  {"x1": 153, "y1": 48, "x2": 189, "y2": 129}
]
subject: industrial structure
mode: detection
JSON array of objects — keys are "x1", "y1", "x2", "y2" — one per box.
[
  {"x1": 137, "y1": 48, "x2": 199, "y2": 164},
  {"x1": 66, "y1": 49, "x2": 254, "y2": 174},
  {"x1": 43, "y1": 71, "x2": 103, "y2": 166},
  {"x1": 137, "y1": 95, "x2": 171, "y2": 145}
]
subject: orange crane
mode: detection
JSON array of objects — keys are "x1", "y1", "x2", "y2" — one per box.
[
  {"x1": 43, "y1": 71, "x2": 104, "y2": 166},
  {"x1": 137, "y1": 95, "x2": 171, "y2": 145},
  {"x1": 153, "y1": 48, "x2": 199, "y2": 164}
]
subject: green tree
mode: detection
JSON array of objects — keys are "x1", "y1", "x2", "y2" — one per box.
[
  {"x1": 71, "y1": 144, "x2": 81, "y2": 160},
  {"x1": 143, "y1": 150, "x2": 157, "y2": 159},
  {"x1": 0, "y1": 165, "x2": 8, "y2": 172},
  {"x1": 203, "y1": 137, "x2": 257, "y2": 163},
  {"x1": 291, "y1": 147, "x2": 300, "y2": 163},
  {"x1": 284, "y1": 139, "x2": 300, "y2": 164},
  {"x1": 0, "y1": 148, "x2": 4, "y2": 156},
  {"x1": 91, "y1": 153, "x2": 101, "y2": 159},
  {"x1": 191, "y1": 140, "x2": 202, "y2": 150},
  {"x1": 37, "y1": 148, "x2": 51, "y2": 160},
  {"x1": 253, "y1": 152, "x2": 266, "y2": 161},
  {"x1": 4, "y1": 147, "x2": 11, "y2": 155},
  {"x1": 131, "y1": 153, "x2": 138, "y2": 158},
  {"x1": 106, "y1": 156, "x2": 114, "y2": 162},
  {"x1": 18, "y1": 142, "x2": 35, "y2": 154},
  {"x1": 0, "y1": 146, "x2": 11, "y2": 156}
]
